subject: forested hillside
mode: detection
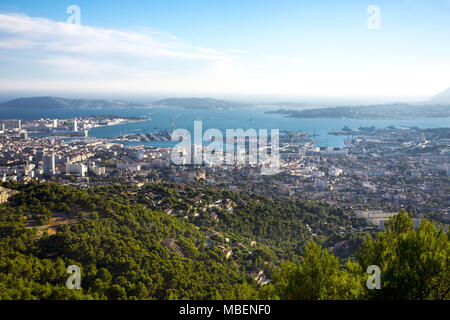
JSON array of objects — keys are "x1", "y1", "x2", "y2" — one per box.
[{"x1": 0, "y1": 182, "x2": 448, "y2": 300}]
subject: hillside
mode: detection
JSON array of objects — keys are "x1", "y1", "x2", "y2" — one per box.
[
  {"x1": 430, "y1": 87, "x2": 450, "y2": 104},
  {"x1": 0, "y1": 181, "x2": 447, "y2": 300},
  {"x1": 0, "y1": 181, "x2": 367, "y2": 299},
  {"x1": 0, "y1": 97, "x2": 144, "y2": 109},
  {"x1": 152, "y1": 98, "x2": 247, "y2": 109},
  {"x1": 267, "y1": 104, "x2": 450, "y2": 119}
]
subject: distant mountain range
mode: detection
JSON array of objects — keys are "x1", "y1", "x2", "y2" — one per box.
[
  {"x1": 430, "y1": 87, "x2": 450, "y2": 104},
  {"x1": 263, "y1": 88, "x2": 450, "y2": 119},
  {"x1": 2, "y1": 93, "x2": 450, "y2": 119},
  {"x1": 0, "y1": 97, "x2": 145, "y2": 109},
  {"x1": 0, "y1": 96, "x2": 249, "y2": 110},
  {"x1": 152, "y1": 97, "x2": 248, "y2": 109},
  {"x1": 267, "y1": 104, "x2": 450, "y2": 120}
]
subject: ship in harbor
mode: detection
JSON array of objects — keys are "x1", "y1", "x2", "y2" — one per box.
[
  {"x1": 342, "y1": 125, "x2": 352, "y2": 132},
  {"x1": 328, "y1": 125, "x2": 379, "y2": 135},
  {"x1": 328, "y1": 125, "x2": 359, "y2": 135},
  {"x1": 358, "y1": 125, "x2": 376, "y2": 131}
]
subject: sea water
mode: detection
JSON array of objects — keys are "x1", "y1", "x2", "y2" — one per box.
[{"x1": 1, "y1": 107, "x2": 449, "y2": 147}]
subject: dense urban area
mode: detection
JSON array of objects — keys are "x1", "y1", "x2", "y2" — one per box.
[
  {"x1": 0, "y1": 116, "x2": 448, "y2": 300},
  {"x1": 1, "y1": 117, "x2": 448, "y2": 227}
]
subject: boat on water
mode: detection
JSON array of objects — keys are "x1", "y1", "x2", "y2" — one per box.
[
  {"x1": 328, "y1": 126, "x2": 358, "y2": 135},
  {"x1": 342, "y1": 125, "x2": 352, "y2": 132},
  {"x1": 358, "y1": 126, "x2": 376, "y2": 131},
  {"x1": 328, "y1": 130, "x2": 360, "y2": 135}
]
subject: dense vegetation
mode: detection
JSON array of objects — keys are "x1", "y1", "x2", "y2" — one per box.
[
  {"x1": 0, "y1": 182, "x2": 254, "y2": 299},
  {"x1": 0, "y1": 181, "x2": 448, "y2": 300},
  {"x1": 264, "y1": 212, "x2": 449, "y2": 300}
]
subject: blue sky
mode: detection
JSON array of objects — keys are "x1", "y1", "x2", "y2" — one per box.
[{"x1": 1, "y1": 0, "x2": 450, "y2": 102}]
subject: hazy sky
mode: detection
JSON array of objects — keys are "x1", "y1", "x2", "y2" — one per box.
[{"x1": 1, "y1": 0, "x2": 450, "y2": 102}]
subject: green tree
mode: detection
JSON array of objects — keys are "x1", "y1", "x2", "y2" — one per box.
[
  {"x1": 271, "y1": 241, "x2": 363, "y2": 300},
  {"x1": 357, "y1": 210, "x2": 449, "y2": 300}
]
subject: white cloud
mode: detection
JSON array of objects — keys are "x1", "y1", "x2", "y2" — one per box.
[
  {"x1": 0, "y1": 13, "x2": 237, "y2": 94},
  {"x1": 0, "y1": 13, "x2": 448, "y2": 100},
  {"x1": 0, "y1": 13, "x2": 226, "y2": 60}
]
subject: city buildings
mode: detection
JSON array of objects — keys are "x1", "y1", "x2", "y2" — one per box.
[
  {"x1": 1, "y1": 119, "x2": 21, "y2": 130},
  {"x1": 0, "y1": 117, "x2": 447, "y2": 228},
  {"x1": 43, "y1": 153, "x2": 56, "y2": 175},
  {"x1": 66, "y1": 163, "x2": 87, "y2": 177}
]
